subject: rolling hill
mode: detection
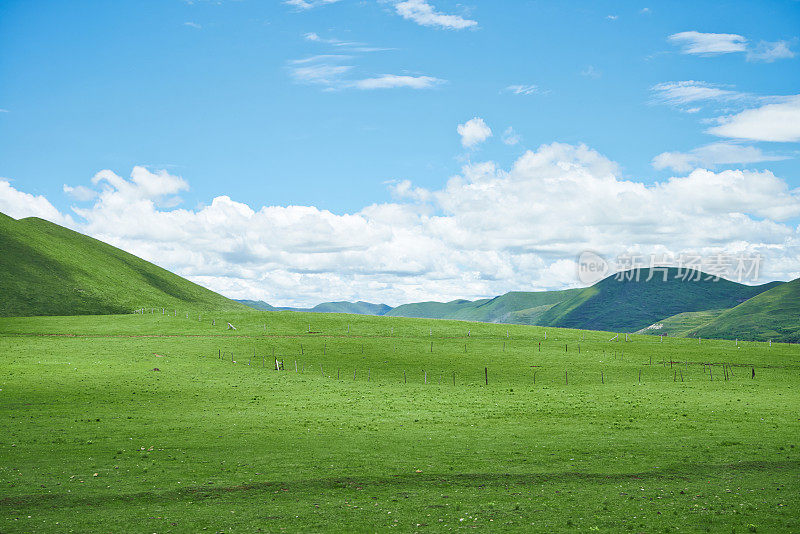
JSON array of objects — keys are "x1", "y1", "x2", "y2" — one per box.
[
  {"x1": 0, "y1": 212, "x2": 246, "y2": 317},
  {"x1": 635, "y1": 309, "x2": 728, "y2": 337},
  {"x1": 237, "y1": 300, "x2": 391, "y2": 316},
  {"x1": 536, "y1": 268, "x2": 781, "y2": 333},
  {"x1": 386, "y1": 289, "x2": 582, "y2": 324},
  {"x1": 689, "y1": 277, "x2": 800, "y2": 342},
  {"x1": 386, "y1": 269, "x2": 781, "y2": 333}
]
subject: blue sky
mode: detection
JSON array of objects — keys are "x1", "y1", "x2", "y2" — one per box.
[{"x1": 1, "y1": 0, "x2": 799, "y2": 306}]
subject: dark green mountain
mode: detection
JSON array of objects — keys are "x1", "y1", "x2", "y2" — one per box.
[
  {"x1": 537, "y1": 268, "x2": 781, "y2": 332},
  {"x1": 386, "y1": 289, "x2": 582, "y2": 324}
]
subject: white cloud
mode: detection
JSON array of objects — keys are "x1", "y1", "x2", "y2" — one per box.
[
  {"x1": 302, "y1": 32, "x2": 368, "y2": 48},
  {"x1": 650, "y1": 80, "x2": 744, "y2": 107},
  {"x1": 285, "y1": 0, "x2": 342, "y2": 10},
  {"x1": 668, "y1": 31, "x2": 747, "y2": 56},
  {"x1": 394, "y1": 0, "x2": 477, "y2": 30},
  {"x1": 0, "y1": 180, "x2": 73, "y2": 226},
  {"x1": 352, "y1": 74, "x2": 444, "y2": 90},
  {"x1": 388, "y1": 179, "x2": 433, "y2": 202},
  {"x1": 606, "y1": 15, "x2": 618, "y2": 20},
  {"x1": 652, "y1": 142, "x2": 789, "y2": 173},
  {"x1": 504, "y1": 84, "x2": 546, "y2": 96},
  {"x1": 291, "y1": 62, "x2": 354, "y2": 87},
  {"x1": 501, "y1": 127, "x2": 520, "y2": 146},
  {"x1": 457, "y1": 117, "x2": 492, "y2": 148},
  {"x1": 669, "y1": 31, "x2": 795, "y2": 62},
  {"x1": 183, "y1": 22, "x2": 202, "y2": 29},
  {"x1": 746, "y1": 40, "x2": 795, "y2": 62},
  {"x1": 580, "y1": 66, "x2": 601, "y2": 78},
  {"x1": 63, "y1": 184, "x2": 98, "y2": 202},
  {"x1": 289, "y1": 56, "x2": 442, "y2": 90},
  {"x1": 4, "y1": 144, "x2": 799, "y2": 307},
  {"x1": 707, "y1": 95, "x2": 800, "y2": 142}
]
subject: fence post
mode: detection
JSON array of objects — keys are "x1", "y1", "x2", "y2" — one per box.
[{"x1": 485, "y1": 367, "x2": 488, "y2": 386}]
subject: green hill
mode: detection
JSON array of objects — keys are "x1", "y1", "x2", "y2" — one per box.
[
  {"x1": 236, "y1": 300, "x2": 279, "y2": 311},
  {"x1": 309, "y1": 301, "x2": 391, "y2": 315},
  {"x1": 386, "y1": 289, "x2": 581, "y2": 323},
  {"x1": 535, "y1": 268, "x2": 781, "y2": 333},
  {"x1": 690, "y1": 277, "x2": 800, "y2": 342},
  {"x1": 237, "y1": 300, "x2": 391, "y2": 315},
  {"x1": 635, "y1": 309, "x2": 728, "y2": 337},
  {"x1": 0, "y1": 212, "x2": 246, "y2": 317}
]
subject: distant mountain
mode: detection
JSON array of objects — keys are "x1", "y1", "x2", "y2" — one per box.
[
  {"x1": 535, "y1": 268, "x2": 782, "y2": 333},
  {"x1": 386, "y1": 289, "x2": 582, "y2": 324},
  {"x1": 236, "y1": 299, "x2": 391, "y2": 316},
  {"x1": 310, "y1": 301, "x2": 392, "y2": 315},
  {"x1": 238, "y1": 269, "x2": 783, "y2": 335},
  {"x1": 236, "y1": 300, "x2": 279, "y2": 311},
  {"x1": 0, "y1": 212, "x2": 246, "y2": 317},
  {"x1": 690, "y1": 277, "x2": 800, "y2": 342}
]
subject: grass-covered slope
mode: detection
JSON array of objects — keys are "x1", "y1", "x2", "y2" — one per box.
[
  {"x1": 635, "y1": 309, "x2": 728, "y2": 337},
  {"x1": 386, "y1": 289, "x2": 581, "y2": 323},
  {"x1": 0, "y1": 212, "x2": 245, "y2": 317},
  {"x1": 537, "y1": 268, "x2": 781, "y2": 333},
  {"x1": 690, "y1": 277, "x2": 800, "y2": 342},
  {"x1": 236, "y1": 300, "x2": 279, "y2": 311},
  {"x1": 1, "y1": 311, "x2": 798, "y2": 532},
  {"x1": 237, "y1": 300, "x2": 391, "y2": 315}
]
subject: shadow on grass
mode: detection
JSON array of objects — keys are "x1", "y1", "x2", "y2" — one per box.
[{"x1": 2, "y1": 459, "x2": 797, "y2": 509}]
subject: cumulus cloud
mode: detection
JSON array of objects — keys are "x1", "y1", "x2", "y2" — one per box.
[
  {"x1": 0, "y1": 180, "x2": 73, "y2": 226},
  {"x1": 394, "y1": 0, "x2": 477, "y2": 30},
  {"x1": 63, "y1": 184, "x2": 98, "y2": 202},
  {"x1": 707, "y1": 95, "x2": 800, "y2": 142},
  {"x1": 4, "y1": 144, "x2": 799, "y2": 306},
  {"x1": 668, "y1": 31, "x2": 747, "y2": 55},
  {"x1": 652, "y1": 142, "x2": 788, "y2": 173},
  {"x1": 457, "y1": 117, "x2": 492, "y2": 148}
]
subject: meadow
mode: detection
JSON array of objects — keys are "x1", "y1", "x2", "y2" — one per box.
[{"x1": 1, "y1": 309, "x2": 798, "y2": 532}]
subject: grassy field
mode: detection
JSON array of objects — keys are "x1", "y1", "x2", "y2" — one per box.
[
  {"x1": 1, "y1": 310, "x2": 798, "y2": 533},
  {"x1": 636, "y1": 310, "x2": 728, "y2": 338},
  {"x1": 693, "y1": 278, "x2": 800, "y2": 343}
]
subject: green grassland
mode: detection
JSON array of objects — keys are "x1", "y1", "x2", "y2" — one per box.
[
  {"x1": 0, "y1": 214, "x2": 246, "y2": 317},
  {"x1": 692, "y1": 278, "x2": 800, "y2": 343},
  {"x1": 636, "y1": 310, "x2": 729, "y2": 338},
  {"x1": 1, "y1": 310, "x2": 798, "y2": 533}
]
